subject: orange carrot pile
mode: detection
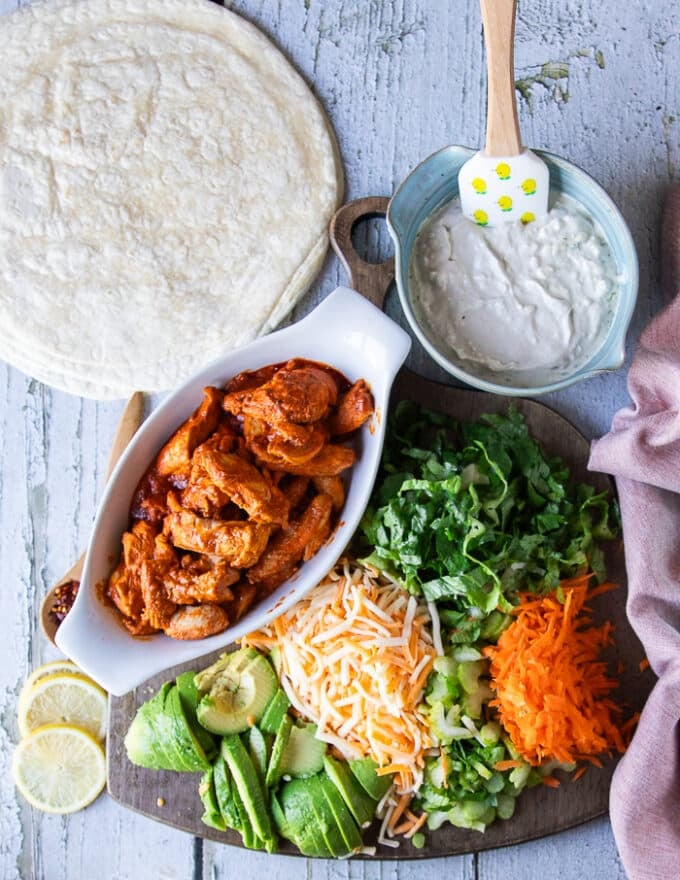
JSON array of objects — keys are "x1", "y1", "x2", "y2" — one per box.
[{"x1": 483, "y1": 573, "x2": 626, "y2": 768}]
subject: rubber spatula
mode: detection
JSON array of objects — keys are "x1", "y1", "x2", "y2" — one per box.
[{"x1": 458, "y1": 0, "x2": 549, "y2": 227}]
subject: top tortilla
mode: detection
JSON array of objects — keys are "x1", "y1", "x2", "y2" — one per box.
[{"x1": 0, "y1": 0, "x2": 343, "y2": 398}]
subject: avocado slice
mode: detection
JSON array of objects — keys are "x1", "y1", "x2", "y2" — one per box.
[
  {"x1": 247, "y1": 725, "x2": 270, "y2": 786},
  {"x1": 230, "y1": 775, "x2": 266, "y2": 851},
  {"x1": 278, "y1": 723, "x2": 327, "y2": 778},
  {"x1": 258, "y1": 688, "x2": 290, "y2": 734},
  {"x1": 265, "y1": 713, "x2": 293, "y2": 788},
  {"x1": 270, "y1": 791, "x2": 290, "y2": 837},
  {"x1": 165, "y1": 684, "x2": 213, "y2": 771},
  {"x1": 198, "y1": 768, "x2": 226, "y2": 831},
  {"x1": 277, "y1": 777, "x2": 333, "y2": 857},
  {"x1": 323, "y1": 755, "x2": 377, "y2": 827},
  {"x1": 349, "y1": 757, "x2": 394, "y2": 801},
  {"x1": 318, "y1": 773, "x2": 364, "y2": 854},
  {"x1": 125, "y1": 682, "x2": 192, "y2": 772},
  {"x1": 221, "y1": 734, "x2": 276, "y2": 850},
  {"x1": 124, "y1": 683, "x2": 170, "y2": 770},
  {"x1": 195, "y1": 649, "x2": 278, "y2": 735},
  {"x1": 212, "y1": 754, "x2": 242, "y2": 832},
  {"x1": 176, "y1": 670, "x2": 218, "y2": 761},
  {"x1": 304, "y1": 774, "x2": 355, "y2": 857}
]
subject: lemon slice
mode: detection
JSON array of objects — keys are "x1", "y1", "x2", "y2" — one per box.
[
  {"x1": 18, "y1": 672, "x2": 107, "y2": 741},
  {"x1": 12, "y1": 724, "x2": 106, "y2": 814},
  {"x1": 21, "y1": 660, "x2": 84, "y2": 693}
]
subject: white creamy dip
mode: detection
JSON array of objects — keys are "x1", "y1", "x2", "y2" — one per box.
[{"x1": 408, "y1": 193, "x2": 621, "y2": 381}]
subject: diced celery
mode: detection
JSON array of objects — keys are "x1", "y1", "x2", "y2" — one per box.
[
  {"x1": 509, "y1": 764, "x2": 531, "y2": 788},
  {"x1": 457, "y1": 660, "x2": 484, "y2": 694},
  {"x1": 488, "y1": 745, "x2": 506, "y2": 765},
  {"x1": 426, "y1": 810, "x2": 450, "y2": 831},
  {"x1": 428, "y1": 703, "x2": 473, "y2": 744},
  {"x1": 462, "y1": 681, "x2": 493, "y2": 719},
  {"x1": 428, "y1": 758, "x2": 447, "y2": 790},
  {"x1": 485, "y1": 772, "x2": 505, "y2": 794},
  {"x1": 479, "y1": 610, "x2": 511, "y2": 642},
  {"x1": 433, "y1": 655, "x2": 458, "y2": 677},
  {"x1": 496, "y1": 793, "x2": 516, "y2": 820},
  {"x1": 453, "y1": 646, "x2": 484, "y2": 663},
  {"x1": 425, "y1": 674, "x2": 453, "y2": 706},
  {"x1": 472, "y1": 761, "x2": 492, "y2": 781},
  {"x1": 480, "y1": 721, "x2": 502, "y2": 745}
]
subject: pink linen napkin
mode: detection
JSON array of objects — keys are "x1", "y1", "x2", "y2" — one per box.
[{"x1": 588, "y1": 184, "x2": 680, "y2": 880}]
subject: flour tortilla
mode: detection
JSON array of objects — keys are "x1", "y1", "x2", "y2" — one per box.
[{"x1": 0, "y1": 0, "x2": 343, "y2": 398}]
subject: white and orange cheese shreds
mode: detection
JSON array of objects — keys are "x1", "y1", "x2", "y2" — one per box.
[{"x1": 243, "y1": 559, "x2": 436, "y2": 796}]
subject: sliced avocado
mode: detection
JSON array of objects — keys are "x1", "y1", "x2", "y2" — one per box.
[
  {"x1": 278, "y1": 777, "x2": 333, "y2": 858},
  {"x1": 265, "y1": 712, "x2": 293, "y2": 788},
  {"x1": 268, "y1": 646, "x2": 282, "y2": 675},
  {"x1": 221, "y1": 734, "x2": 276, "y2": 850},
  {"x1": 349, "y1": 757, "x2": 394, "y2": 801},
  {"x1": 124, "y1": 683, "x2": 170, "y2": 770},
  {"x1": 318, "y1": 773, "x2": 364, "y2": 854},
  {"x1": 195, "y1": 649, "x2": 278, "y2": 735},
  {"x1": 199, "y1": 768, "x2": 226, "y2": 831},
  {"x1": 270, "y1": 791, "x2": 290, "y2": 836},
  {"x1": 230, "y1": 774, "x2": 266, "y2": 850},
  {"x1": 278, "y1": 723, "x2": 327, "y2": 778},
  {"x1": 305, "y1": 773, "x2": 355, "y2": 857},
  {"x1": 212, "y1": 754, "x2": 242, "y2": 832},
  {"x1": 166, "y1": 684, "x2": 213, "y2": 771},
  {"x1": 258, "y1": 688, "x2": 290, "y2": 734},
  {"x1": 323, "y1": 755, "x2": 377, "y2": 827},
  {"x1": 125, "y1": 682, "x2": 193, "y2": 772},
  {"x1": 176, "y1": 670, "x2": 218, "y2": 761},
  {"x1": 247, "y1": 725, "x2": 269, "y2": 786}
]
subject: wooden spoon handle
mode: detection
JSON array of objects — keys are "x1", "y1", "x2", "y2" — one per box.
[
  {"x1": 329, "y1": 196, "x2": 395, "y2": 309},
  {"x1": 104, "y1": 390, "x2": 145, "y2": 481},
  {"x1": 41, "y1": 392, "x2": 145, "y2": 645},
  {"x1": 480, "y1": 0, "x2": 522, "y2": 157}
]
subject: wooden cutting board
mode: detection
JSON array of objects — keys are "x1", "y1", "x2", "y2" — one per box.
[{"x1": 106, "y1": 370, "x2": 654, "y2": 858}]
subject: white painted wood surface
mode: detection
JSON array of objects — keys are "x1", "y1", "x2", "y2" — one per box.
[{"x1": 0, "y1": 0, "x2": 677, "y2": 878}]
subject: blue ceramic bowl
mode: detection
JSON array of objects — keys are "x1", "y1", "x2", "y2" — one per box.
[{"x1": 387, "y1": 145, "x2": 639, "y2": 395}]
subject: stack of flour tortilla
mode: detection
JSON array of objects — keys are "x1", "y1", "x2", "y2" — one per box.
[{"x1": 0, "y1": 0, "x2": 343, "y2": 398}]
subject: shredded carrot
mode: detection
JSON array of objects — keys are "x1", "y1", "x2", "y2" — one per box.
[
  {"x1": 391, "y1": 819, "x2": 415, "y2": 836},
  {"x1": 404, "y1": 812, "x2": 428, "y2": 838},
  {"x1": 243, "y1": 558, "x2": 435, "y2": 794},
  {"x1": 483, "y1": 573, "x2": 627, "y2": 768},
  {"x1": 639, "y1": 657, "x2": 650, "y2": 672},
  {"x1": 571, "y1": 766, "x2": 588, "y2": 782},
  {"x1": 493, "y1": 759, "x2": 523, "y2": 771},
  {"x1": 541, "y1": 775, "x2": 561, "y2": 788},
  {"x1": 387, "y1": 794, "x2": 411, "y2": 830},
  {"x1": 620, "y1": 712, "x2": 641, "y2": 737}
]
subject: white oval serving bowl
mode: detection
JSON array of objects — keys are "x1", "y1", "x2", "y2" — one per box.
[{"x1": 56, "y1": 288, "x2": 412, "y2": 695}]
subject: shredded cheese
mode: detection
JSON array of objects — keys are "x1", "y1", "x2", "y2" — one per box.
[{"x1": 244, "y1": 559, "x2": 435, "y2": 794}]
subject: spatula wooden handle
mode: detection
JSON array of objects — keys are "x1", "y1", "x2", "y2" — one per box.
[{"x1": 480, "y1": 0, "x2": 522, "y2": 157}]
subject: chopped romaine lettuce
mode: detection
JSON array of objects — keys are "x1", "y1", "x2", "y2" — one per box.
[{"x1": 359, "y1": 402, "x2": 619, "y2": 616}]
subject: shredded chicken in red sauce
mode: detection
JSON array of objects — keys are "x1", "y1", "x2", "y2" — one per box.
[{"x1": 105, "y1": 359, "x2": 374, "y2": 640}]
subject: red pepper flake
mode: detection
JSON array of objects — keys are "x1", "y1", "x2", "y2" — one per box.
[{"x1": 49, "y1": 579, "x2": 80, "y2": 628}]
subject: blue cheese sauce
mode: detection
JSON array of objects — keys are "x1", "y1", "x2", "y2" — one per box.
[{"x1": 408, "y1": 193, "x2": 621, "y2": 383}]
